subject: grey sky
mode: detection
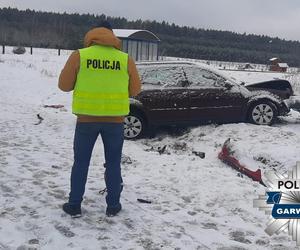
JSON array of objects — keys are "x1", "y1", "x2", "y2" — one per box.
[{"x1": 1, "y1": 0, "x2": 300, "y2": 41}]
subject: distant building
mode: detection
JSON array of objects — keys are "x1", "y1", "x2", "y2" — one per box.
[
  {"x1": 113, "y1": 29, "x2": 160, "y2": 61},
  {"x1": 269, "y1": 57, "x2": 289, "y2": 72},
  {"x1": 269, "y1": 57, "x2": 279, "y2": 63}
]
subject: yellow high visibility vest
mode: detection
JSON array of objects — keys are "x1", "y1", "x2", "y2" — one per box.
[{"x1": 72, "y1": 45, "x2": 129, "y2": 116}]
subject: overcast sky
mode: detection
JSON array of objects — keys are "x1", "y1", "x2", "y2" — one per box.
[{"x1": 1, "y1": 0, "x2": 300, "y2": 41}]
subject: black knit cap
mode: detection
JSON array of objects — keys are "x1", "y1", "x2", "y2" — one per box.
[{"x1": 99, "y1": 20, "x2": 112, "y2": 31}]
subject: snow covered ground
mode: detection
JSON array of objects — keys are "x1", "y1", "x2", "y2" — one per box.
[{"x1": 1, "y1": 50, "x2": 300, "y2": 249}]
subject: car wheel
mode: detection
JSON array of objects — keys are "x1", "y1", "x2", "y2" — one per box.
[
  {"x1": 124, "y1": 113, "x2": 145, "y2": 139},
  {"x1": 248, "y1": 101, "x2": 277, "y2": 125}
]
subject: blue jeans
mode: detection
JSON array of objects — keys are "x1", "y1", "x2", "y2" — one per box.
[{"x1": 68, "y1": 122, "x2": 124, "y2": 207}]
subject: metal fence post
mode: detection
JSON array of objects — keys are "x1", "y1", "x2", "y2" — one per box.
[{"x1": 2, "y1": 45, "x2": 4, "y2": 54}]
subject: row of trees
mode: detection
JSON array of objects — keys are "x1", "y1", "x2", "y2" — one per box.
[{"x1": 1, "y1": 7, "x2": 300, "y2": 66}]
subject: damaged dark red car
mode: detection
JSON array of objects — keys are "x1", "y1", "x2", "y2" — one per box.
[{"x1": 124, "y1": 62, "x2": 290, "y2": 139}]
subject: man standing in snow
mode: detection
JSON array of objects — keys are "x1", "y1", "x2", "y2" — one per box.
[{"x1": 58, "y1": 21, "x2": 141, "y2": 217}]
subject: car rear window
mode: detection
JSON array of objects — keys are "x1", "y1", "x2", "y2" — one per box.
[{"x1": 138, "y1": 64, "x2": 189, "y2": 89}]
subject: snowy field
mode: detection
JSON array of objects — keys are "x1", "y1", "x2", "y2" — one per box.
[{"x1": 1, "y1": 50, "x2": 300, "y2": 249}]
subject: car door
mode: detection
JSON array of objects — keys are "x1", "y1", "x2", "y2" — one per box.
[
  {"x1": 183, "y1": 65, "x2": 246, "y2": 123},
  {"x1": 137, "y1": 64, "x2": 190, "y2": 124}
]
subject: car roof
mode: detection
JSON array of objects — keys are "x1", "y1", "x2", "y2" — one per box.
[
  {"x1": 137, "y1": 60, "x2": 206, "y2": 68},
  {"x1": 136, "y1": 60, "x2": 235, "y2": 83}
]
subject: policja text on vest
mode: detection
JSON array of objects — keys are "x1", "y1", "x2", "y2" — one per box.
[{"x1": 86, "y1": 59, "x2": 121, "y2": 70}]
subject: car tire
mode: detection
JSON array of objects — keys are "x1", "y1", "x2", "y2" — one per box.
[
  {"x1": 124, "y1": 112, "x2": 146, "y2": 139},
  {"x1": 248, "y1": 101, "x2": 277, "y2": 125}
]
